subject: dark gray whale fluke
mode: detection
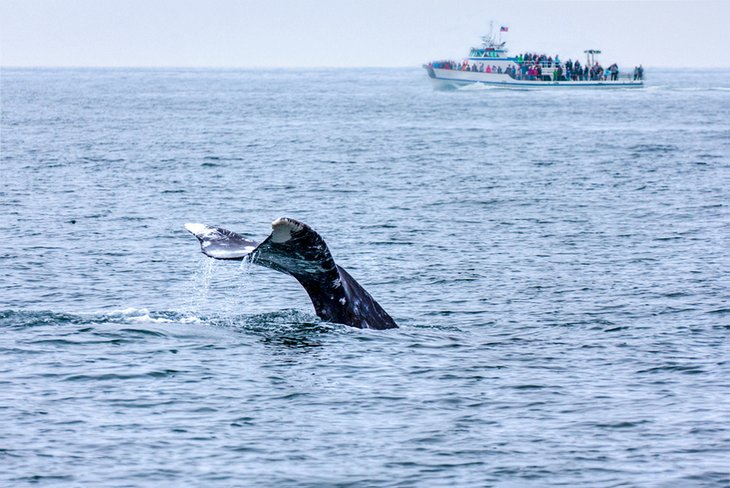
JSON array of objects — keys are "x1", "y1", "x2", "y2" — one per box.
[{"x1": 185, "y1": 218, "x2": 398, "y2": 330}]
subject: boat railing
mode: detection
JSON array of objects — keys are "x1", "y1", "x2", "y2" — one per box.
[
  {"x1": 514, "y1": 59, "x2": 566, "y2": 68},
  {"x1": 508, "y1": 71, "x2": 641, "y2": 82},
  {"x1": 429, "y1": 61, "x2": 643, "y2": 82}
]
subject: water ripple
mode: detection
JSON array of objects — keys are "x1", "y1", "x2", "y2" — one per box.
[{"x1": 1, "y1": 67, "x2": 729, "y2": 487}]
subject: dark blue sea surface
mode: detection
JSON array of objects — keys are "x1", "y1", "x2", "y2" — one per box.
[{"x1": 1, "y1": 67, "x2": 729, "y2": 486}]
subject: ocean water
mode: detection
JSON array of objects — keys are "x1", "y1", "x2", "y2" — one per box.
[{"x1": 1, "y1": 67, "x2": 729, "y2": 487}]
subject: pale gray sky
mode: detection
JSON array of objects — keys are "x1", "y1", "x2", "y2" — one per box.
[{"x1": 1, "y1": 0, "x2": 728, "y2": 68}]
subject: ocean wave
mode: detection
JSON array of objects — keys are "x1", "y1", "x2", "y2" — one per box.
[
  {"x1": 0, "y1": 307, "x2": 325, "y2": 331},
  {"x1": 457, "y1": 82, "x2": 501, "y2": 91}
]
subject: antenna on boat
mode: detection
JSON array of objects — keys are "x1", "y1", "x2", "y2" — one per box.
[
  {"x1": 482, "y1": 21, "x2": 495, "y2": 46},
  {"x1": 481, "y1": 21, "x2": 506, "y2": 49}
]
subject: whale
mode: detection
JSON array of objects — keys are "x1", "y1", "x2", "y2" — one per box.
[{"x1": 185, "y1": 218, "x2": 398, "y2": 330}]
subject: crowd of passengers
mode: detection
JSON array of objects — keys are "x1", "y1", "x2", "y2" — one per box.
[{"x1": 430, "y1": 53, "x2": 644, "y2": 81}]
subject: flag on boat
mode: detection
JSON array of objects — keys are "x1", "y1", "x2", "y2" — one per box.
[{"x1": 500, "y1": 26, "x2": 509, "y2": 32}]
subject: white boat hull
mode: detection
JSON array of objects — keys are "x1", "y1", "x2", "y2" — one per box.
[{"x1": 425, "y1": 66, "x2": 644, "y2": 90}]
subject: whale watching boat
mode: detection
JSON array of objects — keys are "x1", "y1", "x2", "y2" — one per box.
[{"x1": 424, "y1": 25, "x2": 644, "y2": 90}]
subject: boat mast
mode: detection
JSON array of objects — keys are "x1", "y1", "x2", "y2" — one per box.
[
  {"x1": 584, "y1": 49, "x2": 602, "y2": 66},
  {"x1": 481, "y1": 21, "x2": 506, "y2": 50},
  {"x1": 482, "y1": 21, "x2": 494, "y2": 47}
]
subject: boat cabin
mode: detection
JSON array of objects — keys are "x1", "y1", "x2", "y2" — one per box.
[{"x1": 469, "y1": 47, "x2": 508, "y2": 58}]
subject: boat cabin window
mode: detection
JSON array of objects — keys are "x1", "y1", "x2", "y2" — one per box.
[{"x1": 470, "y1": 49, "x2": 499, "y2": 58}]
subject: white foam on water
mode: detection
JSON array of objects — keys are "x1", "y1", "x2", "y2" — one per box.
[
  {"x1": 84, "y1": 307, "x2": 204, "y2": 324},
  {"x1": 102, "y1": 307, "x2": 147, "y2": 316},
  {"x1": 179, "y1": 315, "x2": 203, "y2": 324},
  {"x1": 458, "y1": 82, "x2": 497, "y2": 91},
  {"x1": 128, "y1": 314, "x2": 173, "y2": 323},
  {"x1": 459, "y1": 81, "x2": 509, "y2": 91}
]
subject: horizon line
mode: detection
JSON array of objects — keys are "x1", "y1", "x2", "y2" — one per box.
[{"x1": 2, "y1": 65, "x2": 729, "y2": 70}]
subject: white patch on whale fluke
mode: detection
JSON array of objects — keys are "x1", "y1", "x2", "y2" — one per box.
[
  {"x1": 185, "y1": 223, "x2": 215, "y2": 238},
  {"x1": 271, "y1": 218, "x2": 303, "y2": 243},
  {"x1": 186, "y1": 223, "x2": 255, "y2": 259},
  {"x1": 208, "y1": 247, "x2": 256, "y2": 259}
]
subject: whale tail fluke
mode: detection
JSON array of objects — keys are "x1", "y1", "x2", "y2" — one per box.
[
  {"x1": 185, "y1": 218, "x2": 397, "y2": 330},
  {"x1": 184, "y1": 223, "x2": 259, "y2": 260}
]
